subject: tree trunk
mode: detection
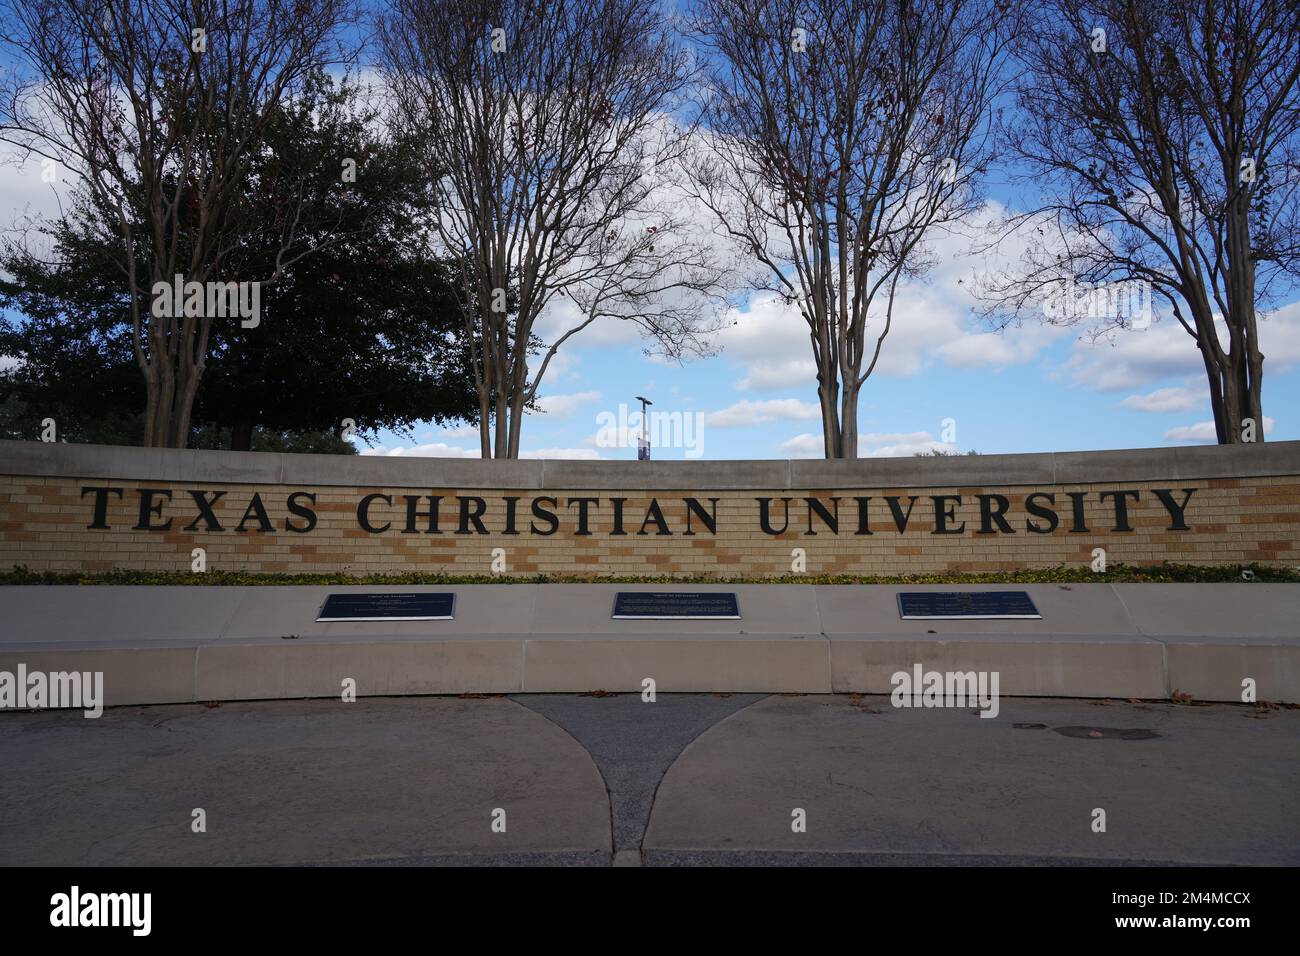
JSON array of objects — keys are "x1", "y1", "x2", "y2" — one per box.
[
  {"x1": 818, "y1": 387, "x2": 840, "y2": 457},
  {"x1": 1219, "y1": 368, "x2": 1243, "y2": 444},
  {"x1": 839, "y1": 381, "x2": 860, "y2": 459},
  {"x1": 816, "y1": 368, "x2": 842, "y2": 458},
  {"x1": 168, "y1": 372, "x2": 200, "y2": 449},
  {"x1": 1241, "y1": 308, "x2": 1265, "y2": 444},
  {"x1": 1199, "y1": 343, "x2": 1230, "y2": 444},
  {"x1": 507, "y1": 366, "x2": 525, "y2": 459},
  {"x1": 478, "y1": 391, "x2": 492, "y2": 459},
  {"x1": 143, "y1": 374, "x2": 164, "y2": 448},
  {"x1": 477, "y1": 352, "x2": 493, "y2": 458},
  {"x1": 230, "y1": 420, "x2": 255, "y2": 452},
  {"x1": 492, "y1": 373, "x2": 509, "y2": 458}
]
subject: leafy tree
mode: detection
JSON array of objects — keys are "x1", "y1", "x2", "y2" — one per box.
[
  {"x1": 0, "y1": 73, "x2": 478, "y2": 449},
  {"x1": 0, "y1": 0, "x2": 358, "y2": 447}
]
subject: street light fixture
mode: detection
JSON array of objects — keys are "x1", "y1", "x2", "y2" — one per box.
[{"x1": 635, "y1": 395, "x2": 653, "y2": 460}]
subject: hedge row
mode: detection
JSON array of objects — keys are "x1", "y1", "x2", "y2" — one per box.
[{"x1": 2, "y1": 562, "x2": 1296, "y2": 586}]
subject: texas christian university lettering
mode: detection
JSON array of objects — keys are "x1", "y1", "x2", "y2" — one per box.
[{"x1": 78, "y1": 486, "x2": 1199, "y2": 536}]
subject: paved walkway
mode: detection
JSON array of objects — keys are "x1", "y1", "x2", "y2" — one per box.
[{"x1": 1, "y1": 694, "x2": 1296, "y2": 865}]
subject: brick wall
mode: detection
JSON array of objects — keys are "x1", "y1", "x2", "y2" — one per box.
[{"x1": 1, "y1": 438, "x2": 1297, "y2": 575}]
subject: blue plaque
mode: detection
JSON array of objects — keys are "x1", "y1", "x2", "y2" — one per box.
[
  {"x1": 612, "y1": 591, "x2": 741, "y2": 620},
  {"x1": 898, "y1": 591, "x2": 1041, "y2": 620},
  {"x1": 317, "y1": 592, "x2": 455, "y2": 622}
]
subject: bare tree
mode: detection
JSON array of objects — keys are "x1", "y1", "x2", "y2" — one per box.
[
  {"x1": 983, "y1": 0, "x2": 1300, "y2": 444},
  {"x1": 379, "y1": 0, "x2": 735, "y2": 459},
  {"x1": 687, "y1": 0, "x2": 1017, "y2": 458},
  {"x1": 0, "y1": 0, "x2": 354, "y2": 447}
]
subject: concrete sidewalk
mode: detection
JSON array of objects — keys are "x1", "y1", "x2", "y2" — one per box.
[{"x1": 1, "y1": 694, "x2": 1295, "y2": 866}]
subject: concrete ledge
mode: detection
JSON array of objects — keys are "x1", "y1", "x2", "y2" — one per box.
[
  {"x1": 521, "y1": 638, "x2": 830, "y2": 693},
  {"x1": 828, "y1": 639, "x2": 1167, "y2": 698},
  {"x1": 1165, "y1": 644, "x2": 1300, "y2": 703},
  {"x1": 195, "y1": 641, "x2": 524, "y2": 700},
  {"x1": 0, "y1": 583, "x2": 1296, "y2": 704},
  {"x1": 1112, "y1": 583, "x2": 1298, "y2": 641},
  {"x1": 0, "y1": 647, "x2": 199, "y2": 706},
  {"x1": 4, "y1": 438, "x2": 1298, "y2": 490}
]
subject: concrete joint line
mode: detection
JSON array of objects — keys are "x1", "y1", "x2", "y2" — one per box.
[
  {"x1": 190, "y1": 646, "x2": 201, "y2": 703},
  {"x1": 640, "y1": 694, "x2": 771, "y2": 847},
  {"x1": 810, "y1": 595, "x2": 833, "y2": 692},
  {"x1": 215, "y1": 587, "x2": 254, "y2": 643},
  {"x1": 510, "y1": 697, "x2": 616, "y2": 856}
]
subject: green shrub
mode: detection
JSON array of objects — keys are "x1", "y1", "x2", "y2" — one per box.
[{"x1": 2, "y1": 563, "x2": 1296, "y2": 586}]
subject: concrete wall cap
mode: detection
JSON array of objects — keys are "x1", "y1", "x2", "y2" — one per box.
[{"x1": 2, "y1": 438, "x2": 1297, "y2": 489}]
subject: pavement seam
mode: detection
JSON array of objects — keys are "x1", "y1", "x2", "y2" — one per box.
[
  {"x1": 639, "y1": 693, "x2": 774, "y2": 854},
  {"x1": 507, "y1": 696, "x2": 618, "y2": 863}
]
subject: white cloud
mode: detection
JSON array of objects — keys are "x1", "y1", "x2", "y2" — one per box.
[
  {"x1": 1259, "y1": 300, "x2": 1300, "y2": 371},
  {"x1": 532, "y1": 390, "x2": 601, "y2": 418},
  {"x1": 738, "y1": 358, "x2": 819, "y2": 390},
  {"x1": 716, "y1": 293, "x2": 815, "y2": 390},
  {"x1": 936, "y1": 328, "x2": 1059, "y2": 368},
  {"x1": 0, "y1": 145, "x2": 72, "y2": 233},
  {"x1": 776, "y1": 433, "x2": 824, "y2": 458},
  {"x1": 1165, "y1": 417, "x2": 1274, "y2": 443},
  {"x1": 1066, "y1": 299, "x2": 1300, "y2": 393},
  {"x1": 1062, "y1": 321, "x2": 1203, "y2": 391},
  {"x1": 539, "y1": 347, "x2": 582, "y2": 383},
  {"x1": 777, "y1": 429, "x2": 957, "y2": 458},
  {"x1": 359, "y1": 440, "x2": 603, "y2": 459},
  {"x1": 360, "y1": 442, "x2": 480, "y2": 458},
  {"x1": 532, "y1": 296, "x2": 643, "y2": 348},
  {"x1": 520, "y1": 447, "x2": 602, "y2": 459},
  {"x1": 703, "y1": 398, "x2": 820, "y2": 427},
  {"x1": 1163, "y1": 421, "x2": 1217, "y2": 442},
  {"x1": 715, "y1": 204, "x2": 1066, "y2": 392},
  {"x1": 1121, "y1": 386, "x2": 1202, "y2": 413},
  {"x1": 859, "y1": 431, "x2": 957, "y2": 458}
]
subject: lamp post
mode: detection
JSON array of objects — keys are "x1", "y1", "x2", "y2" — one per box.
[{"x1": 635, "y1": 395, "x2": 653, "y2": 460}]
